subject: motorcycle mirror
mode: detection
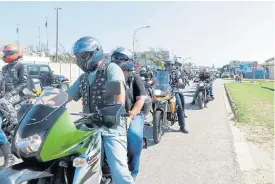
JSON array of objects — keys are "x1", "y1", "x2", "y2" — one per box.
[{"x1": 105, "y1": 81, "x2": 121, "y2": 96}]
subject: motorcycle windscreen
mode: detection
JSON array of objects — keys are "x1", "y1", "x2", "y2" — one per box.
[
  {"x1": 17, "y1": 88, "x2": 68, "y2": 138},
  {"x1": 154, "y1": 71, "x2": 171, "y2": 93},
  {"x1": 155, "y1": 71, "x2": 170, "y2": 85},
  {"x1": 12, "y1": 88, "x2": 68, "y2": 160}
]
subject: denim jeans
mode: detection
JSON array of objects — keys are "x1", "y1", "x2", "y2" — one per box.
[
  {"x1": 193, "y1": 84, "x2": 214, "y2": 101},
  {"x1": 209, "y1": 85, "x2": 213, "y2": 96},
  {"x1": 0, "y1": 113, "x2": 8, "y2": 144},
  {"x1": 174, "y1": 93, "x2": 185, "y2": 127},
  {"x1": 127, "y1": 114, "x2": 144, "y2": 178},
  {"x1": 103, "y1": 134, "x2": 135, "y2": 184}
]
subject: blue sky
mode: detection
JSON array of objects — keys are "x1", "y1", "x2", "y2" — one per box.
[{"x1": 0, "y1": 1, "x2": 273, "y2": 67}]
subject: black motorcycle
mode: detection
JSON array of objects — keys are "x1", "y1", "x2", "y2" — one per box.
[{"x1": 196, "y1": 80, "x2": 212, "y2": 109}]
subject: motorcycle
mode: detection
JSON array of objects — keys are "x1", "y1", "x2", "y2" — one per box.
[
  {"x1": 151, "y1": 70, "x2": 184, "y2": 144},
  {"x1": 196, "y1": 80, "x2": 212, "y2": 109},
  {"x1": 0, "y1": 81, "x2": 137, "y2": 184}
]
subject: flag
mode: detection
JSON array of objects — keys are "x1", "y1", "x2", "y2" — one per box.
[
  {"x1": 16, "y1": 27, "x2": 19, "y2": 34},
  {"x1": 45, "y1": 17, "x2": 48, "y2": 28}
]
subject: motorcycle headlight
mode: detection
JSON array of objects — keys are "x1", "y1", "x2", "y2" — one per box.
[
  {"x1": 15, "y1": 133, "x2": 42, "y2": 154},
  {"x1": 154, "y1": 89, "x2": 166, "y2": 96},
  {"x1": 199, "y1": 82, "x2": 204, "y2": 87}
]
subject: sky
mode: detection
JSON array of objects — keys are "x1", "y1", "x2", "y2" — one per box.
[{"x1": 0, "y1": 1, "x2": 274, "y2": 67}]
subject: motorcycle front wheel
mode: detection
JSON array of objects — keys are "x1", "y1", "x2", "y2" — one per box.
[
  {"x1": 153, "y1": 110, "x2": 164, "y2": 144},
  {"x1": 197, "y1": 92, "x2": 205, "y2": 109}
]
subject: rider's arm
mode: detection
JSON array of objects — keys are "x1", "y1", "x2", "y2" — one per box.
[
  {"x1": 107, "y1": 63, "x2": 126, "y2": 104},
  {"x1": 66, "y1": 77, "x2": 81, "y2": 103},
  {"x1": 129, "y1": 75, "x2": 146, "y2": 119},
  {"x1": 177, "y1": 71, "x2": 183, "y2": 84},
  {"x1": 14, "y1": 64, "x2": 28, "y2": 93}
]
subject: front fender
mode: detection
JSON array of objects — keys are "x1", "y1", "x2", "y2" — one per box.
[
  {"x1": 153, "y1": 100, "x2": 167, "y2": 122},
  {"x1": 0, "y1": 162, "x2": 54, "y2": 184}
]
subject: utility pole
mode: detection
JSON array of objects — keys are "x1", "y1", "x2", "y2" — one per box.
[
  {"x1": 38, "y1": 25, "x2": 41, "y2": 53},
  {"x1": 16, "y1": 24, "x2": 20, "y2": 46},
  {"x1": 54, "y1": 7, "x2": 62, "y2": 74},
  {"x1": 132, "y1": 26, "x2": 150, "y2": 61},
  {"x1": 45, "y1": 17, "x2": 49, "y2": 52}
]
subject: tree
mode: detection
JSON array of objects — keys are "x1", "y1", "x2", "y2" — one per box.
[{"x1": 221, "y1": 64, "x2": 230, "y2": 73}]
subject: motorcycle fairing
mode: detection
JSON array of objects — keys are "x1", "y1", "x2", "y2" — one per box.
[
  {"x1": 73, "y1": 130, "x2": 103, "y2": 184},
  {"x1": 0, "y1": 161, "x2": 53, "y2": 184}
]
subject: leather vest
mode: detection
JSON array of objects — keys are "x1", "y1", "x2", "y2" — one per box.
[
  {"x1": 125, "y1": 73, "x2": 135, "y2": 112},
  {"x1": 2, "y1": 63, "x2": 20, "y2": 92},
  {"x1": 79, "y1": 63, "x2": 115, "y2": 114}
]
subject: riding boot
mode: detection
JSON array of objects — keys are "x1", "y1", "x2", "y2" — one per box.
[
  {"x1": 180, "y1": 126, "x2": 189, "y2": 134},
  {"x1": 0, "y1": 143, "x2": 15, "y2": 169}
]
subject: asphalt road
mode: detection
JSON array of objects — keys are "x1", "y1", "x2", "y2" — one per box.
[
  {"x1": 0, "y1": 79, "x2": 245, "y2": 184},
  {"x1": 137, "y1": 79, "x2": 245, "y2": 184}
]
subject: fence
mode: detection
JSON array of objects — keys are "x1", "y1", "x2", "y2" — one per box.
[
  {"x1": 48, "y1": 63, "x2": 84, "y2": 83},
  {"x1": 0, "y1": 62, "x2": 83, "y2": 84}
]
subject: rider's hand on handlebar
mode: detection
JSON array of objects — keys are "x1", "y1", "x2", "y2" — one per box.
[{"x1": 126, "y1": 117, "x2": 132, "y2": 129}]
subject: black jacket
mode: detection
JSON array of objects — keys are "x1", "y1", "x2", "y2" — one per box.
[{"x1": 2, "y1": 61, "x2": 28, "y2": 94}]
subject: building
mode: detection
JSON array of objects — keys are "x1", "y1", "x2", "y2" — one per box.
[
  {"x1": 265, "y1": 57, "x2": 274, "y2": 80},
  {"x1": 229, "y1": 60, "x2": 269, "y2": 79}
]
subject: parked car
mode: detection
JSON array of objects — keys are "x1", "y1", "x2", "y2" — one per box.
[
  {"x1": 221, "y1": 72, "x2": 230, "y2": 78},
  {"x1": 25, "y1": 63, "x2": 70, "y2": 91}
]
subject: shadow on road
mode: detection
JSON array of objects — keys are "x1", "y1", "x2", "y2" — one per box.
[
  {"x1": 185, "y1": 103, "x2": 200, "y2": 110},
  {"x1": 143, "y1": 126, "x2": 155, "y2": 148},
  {"x1": 183, "y1": 90, "x2": 196, "y2": 94}
]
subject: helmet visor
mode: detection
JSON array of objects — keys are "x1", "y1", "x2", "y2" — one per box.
[
  {"x1": 3, "y1": 50, "x2": 15, "y2": 57},
  {"x1": 111, "y1": 54, "x2": 129, "y2": 63},
  {"x1": 75, "y1": 51, "x2": 96, "y2": 62}
]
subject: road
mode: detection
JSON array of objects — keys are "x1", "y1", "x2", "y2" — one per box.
[
  {"x1": 137, "y1": 79, "x2": 245, "y2": 184},
  {"x1": 0, "y1": 79, "x2": 246, "y2": 184}
]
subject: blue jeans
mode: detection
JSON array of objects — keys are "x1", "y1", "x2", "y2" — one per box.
[
  {"x1": 175, "y1": 93, "x2": 185, "y2": 127},
  {"x1": 209, "y1": 85, "x2": 213, "y2": 96},
  {"x1": 0, "y1": 113, "x2": 8, "y2": 144},
  {"x1": 103, "y1": 134, "x2": 135, "y2": 184},
  {"x1": 127, "y1": 114, "x2": 144, "y2": 178}
]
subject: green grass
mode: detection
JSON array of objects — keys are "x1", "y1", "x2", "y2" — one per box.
[{"x1": 225, "y1": 82, "x2": 274, "y2": 135}]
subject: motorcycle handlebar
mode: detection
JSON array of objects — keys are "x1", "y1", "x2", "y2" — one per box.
[{"x1": 70, "y1": 112, "x2": 130, "y2": 118}]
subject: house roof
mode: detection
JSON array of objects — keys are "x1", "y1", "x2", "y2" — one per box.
[{"x1": 265, "y1": 57, "x2": 274, "y2": 65}]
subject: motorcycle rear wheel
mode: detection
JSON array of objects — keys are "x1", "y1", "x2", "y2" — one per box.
[{"x1": 153, "y1": 110, "x2": 163, "y2": 144}]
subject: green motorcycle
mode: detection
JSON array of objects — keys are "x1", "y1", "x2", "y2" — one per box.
[{"x1": 0, "y1": 81, "x2": 129, "y2": 184}]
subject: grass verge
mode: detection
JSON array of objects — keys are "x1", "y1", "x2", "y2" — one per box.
[{"x1": 225, "y1": 81, "x2": 274, "y2": 146}]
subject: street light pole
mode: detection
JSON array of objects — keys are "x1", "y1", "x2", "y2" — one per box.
[
  {"x1": 54, "y1": 7, "x2": 62, "y2": 74},
  {"x1": 132, "y1": 25, "x2": 150, "y2": 62},
  {"x1": 38, "y1": 25, "x2": 41, "y2": 53}
]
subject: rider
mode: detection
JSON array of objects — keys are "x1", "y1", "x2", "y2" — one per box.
[
  {"x1": 191, "y1": 68, "x2": 214, "y2": 105},
  {"x1": 165, "y1": 60, "x2": 188, "y2": 134},
  {"x1": 0, "y1": 44, "x2": 28, "y2": 169},
  {"x1": 175, "y1": 60, "x2": 190, "y2": 86},
  {"x1": 66, "y1": 37, "x2": 134, "y2": 184},
  {"x1": 110, "y1": 47, "x2": 146, "y2": 181},
  {"x1": 139, "y1": 66, "x2": 153, "y2": 82}
]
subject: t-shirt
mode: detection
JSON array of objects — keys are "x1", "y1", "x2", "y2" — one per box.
[{"x1": 132, "y1": 74, "x2": 146, "y2": 101}]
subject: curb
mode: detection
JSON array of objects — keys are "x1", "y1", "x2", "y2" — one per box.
[{"x1": 224, "y1": 84, "x2": 238, "y2": 121}]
